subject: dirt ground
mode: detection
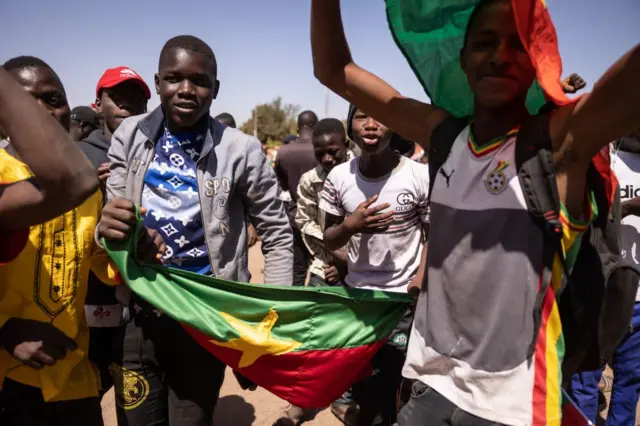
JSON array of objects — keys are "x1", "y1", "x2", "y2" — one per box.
[
  {"x1": 101, "y1": 243, "x2": 639, "y2": 426},
  {"x1": 101, "y1": 242, "x2": 340, "y2": 426}
]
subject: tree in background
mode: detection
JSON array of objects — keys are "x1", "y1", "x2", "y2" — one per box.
[{"x1": 241, "y1": 97, "x2": 300, "y2": 142}]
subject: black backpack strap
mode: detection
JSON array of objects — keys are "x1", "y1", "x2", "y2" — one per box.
[
  {"x1": 427, "y1": 117, "x2": 468, "y2": 201},
  {"x1": 516, "y1": 114, "x2": 570, "y2": 359}
]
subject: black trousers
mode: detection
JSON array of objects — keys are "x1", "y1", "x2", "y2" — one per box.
[
  {"x1": 112, "y1": 298, "x2": 226, "y2": 426},
  {"x1": 351, "y1": 307, "x2": 414, "y2": 426},
  {"x1": 89, "y1": 325, "x2": 122, "y2": 396},
  {"x1": 0, "y1": 379, "x2": 103, "y2": 426},
  {"x1": 292, "y1": 227, "x2": 310, "y2": 286}
]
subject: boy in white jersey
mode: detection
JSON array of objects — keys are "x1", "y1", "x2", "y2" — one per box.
[
  {"x1": 311, "y1": 0, "x2": 640, "y2": 424},
  {"x1": 319, "y1": 105, "x2": 429, "y2": 425},
  {"x1": 568, "y1": 131, "x2": 640, "y2": 426}
]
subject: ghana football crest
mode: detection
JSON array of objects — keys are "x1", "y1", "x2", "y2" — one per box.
[{"x1": 485, "y1": 160, "x2": 510, "y2": 194}]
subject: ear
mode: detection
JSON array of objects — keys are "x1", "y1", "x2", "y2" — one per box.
[
  {"x1": 212, "y1": 79, "x2": 220, "y2": 100},
  {"x1": 154, "y1": 73, "x2": 160, "y2": 95},
  {"x1": 94, "y1": 97, "x2": 102, "y2": 113}
]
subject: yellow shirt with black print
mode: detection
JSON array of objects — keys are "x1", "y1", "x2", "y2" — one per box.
[{"x1": 0, "y1": 149, "x2": 119, "y2": 402}]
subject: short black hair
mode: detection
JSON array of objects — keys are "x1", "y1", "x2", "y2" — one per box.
[
  {"x1": 313, "y1": 118, "x2": 346, "y2": 142},
  {"x1": 3, "y1": 55, "x2": 65, "y2": 95},
  {"x1": 463, "y1": 0, "x2": 507, "y2": 49},
  {"x1": 298, "y1": 110, "x2": 318, "y2": 130},
  {"x1": 215, "y1": 112, "x2": 236, "y2": 128},
  {"x1": 159, "y1": 35, "x2": 216, "y2": 71},
  {"x1": 3, "y1": 55, "x2": 60, "y2": 80}
]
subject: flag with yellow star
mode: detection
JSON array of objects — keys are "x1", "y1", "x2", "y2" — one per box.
[{"x1": 103, "y1": 213, "x2": 411, "y2": 409}]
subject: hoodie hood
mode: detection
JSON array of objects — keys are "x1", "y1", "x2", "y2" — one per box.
[
  {"x1": 347, "y1": 103, "x2": 408, "y2": 157},
  {"x1": 77, "y1": 129, "x2": 111, "y2": 167},
  {"x1": 83, "y1": 129, "x2": 111, "y2": 151},
  {"x1": 346, "y1": 103, "x2": 357, "y2": 143}
]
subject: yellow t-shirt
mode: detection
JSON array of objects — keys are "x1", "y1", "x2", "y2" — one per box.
[{"x1": 0, "y1": 149, "x2": 118, "y2": 401}]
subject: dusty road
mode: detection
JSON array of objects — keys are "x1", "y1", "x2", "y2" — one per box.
[{"x1": 102, "y1": 242, "x2": 341, "y2": 426}]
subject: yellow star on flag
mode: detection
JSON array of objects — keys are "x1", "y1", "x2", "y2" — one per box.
[{"x1": 210, "y1": 308, "x2": 302, "y2": 368}]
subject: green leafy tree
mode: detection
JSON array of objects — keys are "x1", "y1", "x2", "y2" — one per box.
[{"x1": 241, "y1": 97, "x2": 300, "y2": 142}]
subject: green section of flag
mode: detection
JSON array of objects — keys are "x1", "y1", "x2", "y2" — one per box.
[
  {"x1": 385, "y1": 0, "x2": 547, "y2": 117},
  {"x1": 103, "y1": 212, "x2": 411, "y2": 351}
]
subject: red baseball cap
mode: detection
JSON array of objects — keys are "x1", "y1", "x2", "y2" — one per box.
[{"x1": 96, "y1": 66, "x2": 151, "y2": 100}]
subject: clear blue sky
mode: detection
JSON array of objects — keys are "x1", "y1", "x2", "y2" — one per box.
[{"x1": 1, "y1": 0, "x2": 638, "y2": 126}]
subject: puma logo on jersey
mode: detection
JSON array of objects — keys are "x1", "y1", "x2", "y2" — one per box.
[{"x1": 439, "y1": 168, "x2": 454, "y2": 188}]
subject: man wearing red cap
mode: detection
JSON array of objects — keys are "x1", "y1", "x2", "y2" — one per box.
[{"x1": 76, "y1": 66, "x2": 151, "y2": 397}]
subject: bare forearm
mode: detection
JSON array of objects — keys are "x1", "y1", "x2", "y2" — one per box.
[
  {"x1": 311, "y1": 0, "x2": 352, "y2": 86},
  {"x1": 557, "y1": 45, "x2": 640, "y2": 162},
  {"x1": 323, "y1": 223, "x2": 354, "y2": 251},
  {"x1": 621, "y1": 198, "x2": 640, "y2": 218},
  {"x1": 414, "y1": 241, "x2": 429, "y2": 287},
  {"x1": 0, "y1": 68, "x2": 98, "y2": 201},
  {"x1": 330, "y1": 247, "x2": 348, "y2": 263}
]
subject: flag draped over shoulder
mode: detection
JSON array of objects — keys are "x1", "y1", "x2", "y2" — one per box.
[
  {"x1": 103, "y1": 212, "x2": 411, "y2": 409},
  {"x1": 386, "y1": 2, "x2": 598, "y2": 425},
  {"x1": 385, "y1": 0, "x2": 571, "y2": 117}
]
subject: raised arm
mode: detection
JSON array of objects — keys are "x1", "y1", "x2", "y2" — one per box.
[
  {"x1": 311, "y1": 0, "x2": 449, "y2": 150},
  {"x1": 0, "y1": 67, "x2": 98, "y2": 230},
  {"x1": 551, "y1": 45, "x2": 640, "y2": 166}
]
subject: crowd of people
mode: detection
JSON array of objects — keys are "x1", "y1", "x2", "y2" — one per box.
[{"x1": 0, "y1": 0, "x2": 639, "y2": 425}]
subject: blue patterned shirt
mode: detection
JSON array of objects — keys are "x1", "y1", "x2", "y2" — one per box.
[{"x1": 141, "y1": 126, "x2": 211, "y2": 275}]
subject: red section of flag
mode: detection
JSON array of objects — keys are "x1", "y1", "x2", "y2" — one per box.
[
  {"x1": 593, "y1": 147, "x2": 619, "y2": 207},
  {"x1": 0, "y1": 228, "x2": 28, "y2": 264},
  {"x1": 532, "y1": 284, "x2": 552, "y2": 424},
  {"x1": 561, "y1": 391, "x2": 592, "y2": 426},
  {"x1": 511, "y1": 0, "x2": 570, "y2": 107},
  {"x1": 184, "y1": 325, "x2": 382, "y2": 408}
]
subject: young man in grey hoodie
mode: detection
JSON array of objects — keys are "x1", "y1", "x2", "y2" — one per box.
[
  {"x1": 97, "y1": 35, "x2": 293, "y2": 426},
  {"x1": 76, "y1": 65, "x2": 151, "y2": 397}
]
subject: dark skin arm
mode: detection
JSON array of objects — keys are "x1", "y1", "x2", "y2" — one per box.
[
  {"x1": 621, "y1": 198, "x2": 640, "y2": 219},
  {"x1": 273, "y1": 157, "x2": 289, "y2": 194},
  {"x1": 304, "y1": 234, "x2": 348, "y2": 284},
  {"x1": 0, "y1": 68, "x2": 99, "y2": 230},
  {"x1": 97, "y1": 198, "x2": 166, "y2": 263},
  {"x1": 247, "y1": 222, "x2": 259, "y2": 248},
  {"x1": 311, "y1": 0, "x2": 449, "y2": 150},
  {"x1": 323, "y1": 195, "x2": 394, "y2": 251},
  {"x1": 561, "y1": 73, "x2": 587, "y2": 94},
  {"x1": 0, "y1": 318, "x2": 77, "y2": 370},
  {"x1": 407, "y1": 225, "x2": 429, "y2": 298},
  {"x1": 550, "y1": 45, "x2": 640, "y2": 216},
  {"x1": 305, "y1": 233, "x2": 349, "y2": 263}
]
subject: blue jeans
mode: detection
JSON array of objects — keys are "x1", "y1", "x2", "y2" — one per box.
[{"x1": 568, "y1": 302, "x2": 640, "y2": 426}]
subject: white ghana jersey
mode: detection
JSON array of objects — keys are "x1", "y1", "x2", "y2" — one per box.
[
  {"x1": 403, "y1": 125, "x2": 591, "y2": 425},
  {"x1": 319, "y1": 156, "x2": 430, "y2": 293}
]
